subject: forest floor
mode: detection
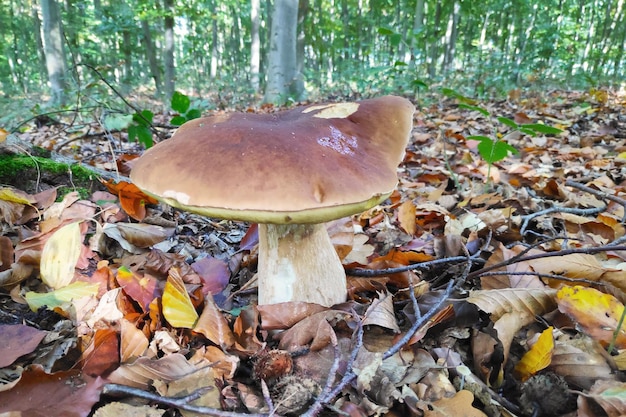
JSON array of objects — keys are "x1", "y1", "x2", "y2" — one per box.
[{"x1": 0, "y1": 88, "x2": 625, "y2": 417}]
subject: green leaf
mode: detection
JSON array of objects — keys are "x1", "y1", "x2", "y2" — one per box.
[
  {"x1": 104, "y1": 113, "x2": 133, "y2": 131},
  {"x1": 519, "y1": 128, "x2": 537, "y2": 136},
  {"x1": 412, "y1": 79, "x2": 428, "y2": 89},
  {"x1": 477, "y1": 138, "x2": 518, "y2": 164},
  {"x1": 497, "y1": 117, "x2": 519, "y2": 129},
  {"x1": 132, "y1": 110, "x2": 154, "y2": 127},
  {"x1": 459, "y1": 103, "x2": 490, "y2": 117},
  {"x1": 467, "y1": 135, "x2": 492, "y2": 142},
  {"x1": 185, "y1": 109, "x2": 201, "y2": 120},
  {"x1": 128, "y1": 125, "x2": 153, "y2": 148},
  {"x1": 25, "y1": 282, "x2": 100, "y2": 312},
  {"x1": 170, "y1": 115, "x2": 186, "y2": 126},
  {"x1": 389, "y1": 33, "x2": 402, "y2": 47},
  {"x1": 521, "y1": 123, "x2": 563, "y2": 135},
  {"x1": 377, "y1": 27, "x2": 395, "y2": 36},
  {"x1": 171, "y1": 91, "x2": 191, "y2": 114},
  {"x1": 393, "y1": 61, "x2": 407, "y2": 67}
]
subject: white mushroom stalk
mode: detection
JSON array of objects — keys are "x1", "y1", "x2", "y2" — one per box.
[{"x1": 257, "y1": 223, "x2": 346, "y2": 306}]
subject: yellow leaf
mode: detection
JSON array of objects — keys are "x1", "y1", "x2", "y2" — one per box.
[
  {"x1": 0, "y1": 187, "x2": 36, "y2": 205},
  {"x1": 0, "y1": 128, "x2": 7, "y2": 143},
  {"x1": 40, "y1": 222, "x2": 83, "y2": 289},
  {"x1": 515, "y1": 326, "x2": 554, "y2": 381},
  {"x1": 397, "y1": 200, "x2": 416, "y2": 235},
  {"x1": 162, "y1": 267, "x2": 198, "y2": 328},
  {"x1": 24, "y1": 281, "x2": 100, "y2": 312},
  {"x1": 557, "y1": 286, "x2": 626, "y2": 348}
]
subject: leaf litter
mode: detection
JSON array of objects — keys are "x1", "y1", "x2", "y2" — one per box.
[{"x1": 1, "y1": 89, "x2": 626, "y2": 416}]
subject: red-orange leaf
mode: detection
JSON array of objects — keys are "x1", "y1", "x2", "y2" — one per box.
[{"x1": 102, "y1": 179, "x2": 158, "y2": 221}]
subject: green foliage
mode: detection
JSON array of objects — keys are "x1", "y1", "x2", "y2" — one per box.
[
  {"x1": 170, "y1": 91, "x2": 201, "y2": 126},
  {"x1": 444, "y1": 88, "x2": 562, "y2": 181},
  {"x1": 128, "y1": 110, "x2": 154, "y2": 148}
]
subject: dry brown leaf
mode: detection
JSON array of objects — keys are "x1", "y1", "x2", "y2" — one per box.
[
  {"x1": 362, "y1": 292, "x2": 400, "y2": 333},
  {"x1": 119, "y1": 318, "x2": 149, "y2": 363},
  {"x1": 200, "y1": 346, "x2": 239, "y2": 379},
  {"x1": 549, "y1": 334, "x2": 616, "y2": 389},
  {"x1": 585, "y1": 380, "x2": 626, "y2": 417},
  {"x1": 158, "y1": 365, "x2": 221, "y2": 417},
  {"x1": 116, "y1": 223, "x2": 174, "y2": 248},
  {"x1": 421, "y1": 390, "x2": 487, "y2": 417},
  {"x1": 480, "y1": 245, "x2": 545, "y2": 289},
  {"x1": 193, "y1": 293, "x2": 235, "y2": 349},
  {"x1": 277, "y1": 310, "x2": 351, "y2": 351},
  {"x1": 107, "y1": 353, "x2": 197, "y2": 388},
  {"x1": 466, "y1": 288, "x2": 557, "y2": 322},
  {"x1": 257, "y1": 302, "x2": 327, "y2": 330},
  {"x1": 397, "y1": 200, "x2": 417, "y2": 235},
  {"x1": 528, "y1": 253, "x2": 606, "y2": 282}
]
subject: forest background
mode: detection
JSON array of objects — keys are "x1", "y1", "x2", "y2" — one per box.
[{"x1": 1, "y1": 0, "x2": 625, "y2": 115}]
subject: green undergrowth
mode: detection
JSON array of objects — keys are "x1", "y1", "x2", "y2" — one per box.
[{"x1": 0, "y1": 154, "x2": 101, "y2": 199}]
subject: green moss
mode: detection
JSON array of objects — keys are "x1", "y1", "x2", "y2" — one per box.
[{"x1": 0, "y1": 154, "x2": 102, "y2": 195}]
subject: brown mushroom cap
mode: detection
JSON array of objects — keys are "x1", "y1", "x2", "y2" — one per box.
[{"x1": 131, "y1": 95, "x2": 414, "y2": 224}]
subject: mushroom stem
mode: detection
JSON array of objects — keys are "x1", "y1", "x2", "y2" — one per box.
[{"x1": 257, "y1": 223, "x2": 347, "y2": 306}]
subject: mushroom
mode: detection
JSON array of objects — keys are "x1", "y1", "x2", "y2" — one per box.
[{"x1": 130, "y1": 95, "x2": 414, "y2": 306}]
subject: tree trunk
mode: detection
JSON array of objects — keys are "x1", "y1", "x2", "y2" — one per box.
[
  {"x1": 40, "y1": 0, "x2": 68, "y2": 104},
  {"x1": 442, "y1": 1, "x2": 460, "y2": 73},
  {"x1": 250, "y1": 0, "x2": 261, "y2": 90},
  {"x1": 163, "y1": 0, "x2": 175, "y2": 100},
  {"x1": 141, "y1": 19, "x2": 163, "y2": 95},
  {"x1": 264, "y1": 0, "x2": 301, "y2": 104},
  {"x1": 408, "y1": 0, "x2": 425, "y2": 70},
  {"x1": 32, "y1": 3, "x2": 48, "y2": 88}
]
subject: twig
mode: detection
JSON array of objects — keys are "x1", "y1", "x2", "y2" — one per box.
[
  {"x1": 519, "y1": 205, "x2": 606, "y2": 235},
  {"x1": 346, "y1": 254, "x2": 484, "y2": 277},
  {"x1": 565, "y1": 180, "x2": 626, "y2": 221},
  {"x1": 102, "y1": 383, "x2": 268, "y2": 416}
]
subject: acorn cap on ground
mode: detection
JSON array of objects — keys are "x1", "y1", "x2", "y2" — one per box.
[{"x1": 130, "y1": 95, "x2": 415, "y2": 224}]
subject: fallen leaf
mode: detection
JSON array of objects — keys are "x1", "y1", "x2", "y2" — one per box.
[
  {"x1": 24, "y1": 281, "x2": 100, "y2": 312},
  {"x1": 162, "y1": 267, "x2": 199, "y2": 328},
  {"x1": 0, "y1": 325, "x2": 46, "y2": 367},
  {"x1": 40, "y1": 221, "x2": 83, "y2": 289},
  {"x1": 102, "y1": 179, "x2": 158, "y2": 221},
  {"x1": 556, "y1": 285, "x2": 626, "y2": 348},
  {"x1": 193, "y1": 293, "x2": 235, "y2": 349},
  {"x1": 0, "y1": 365, "x2": 105, "y2": 417},
  {"x1": 514, "y1": 326, "x2": 554, "y2": 382}
]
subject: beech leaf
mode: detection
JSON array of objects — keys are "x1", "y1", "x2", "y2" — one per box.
[
  {"x1": 162, "y1": 267, "x2": 199, "y2": 328},
  {"x1": 40, "y1": 221, "x2": 83, "y2": 289}
]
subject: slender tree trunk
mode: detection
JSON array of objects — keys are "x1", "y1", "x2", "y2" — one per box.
[
  {"x1": 428, "y1": 0, "x2": 442, "y2": 78},
  {"x1": 442, "y1": 1, "x2": 460, "y2": 73},
  {"x1": 264, "y1": 0, "x2": 301, "y2": 103},
  {"x1": 40, "y1": 0, "x2": 68, "y2": 105},
  {"x1": 408, "y1": 0, "x2": 424, "y2": 70},
  {"x1": 250, "y1": 0, "x2": 261, "y2": 90},
  {"x1": 141, "y1": 19, "x2": 163, "y2": 95},
  {"x1": 209, "y1": 0, "x2": 219, "y2": 80},
  {"x1": 163, "y1": 0, "x2": 175, "y2": 99},
  {"x1": 32, "y1": 3, "x2": 47, "y2": 87}
]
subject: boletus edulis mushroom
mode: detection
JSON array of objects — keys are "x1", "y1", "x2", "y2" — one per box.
[{"x1": 130, "y1": 95, "x2": 415, "y2": 306}]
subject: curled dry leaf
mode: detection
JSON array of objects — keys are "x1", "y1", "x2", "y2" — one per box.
[
  {"x1": 277, "y1": 310, "x2": 352, "y2": 351},
  {"x1": 466, "y1": 288, "x2": 558, "y2": 323},
  {"x1": 362, "y1": 291, "x2": 400, "y2": 333},
  {"x1": 480, "y1": 244, "x2": 546, "y2": 290}
]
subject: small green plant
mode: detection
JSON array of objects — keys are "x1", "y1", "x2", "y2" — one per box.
[
  {"x1": 170, "y1": 91, "x2": 201, "y2": 126},
  {"x1": 442, "y1": 88, "x2": 562, "y2": 182},
  {"x1": 128, "y1": 110, "x2": 155, "y2": 148}
]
